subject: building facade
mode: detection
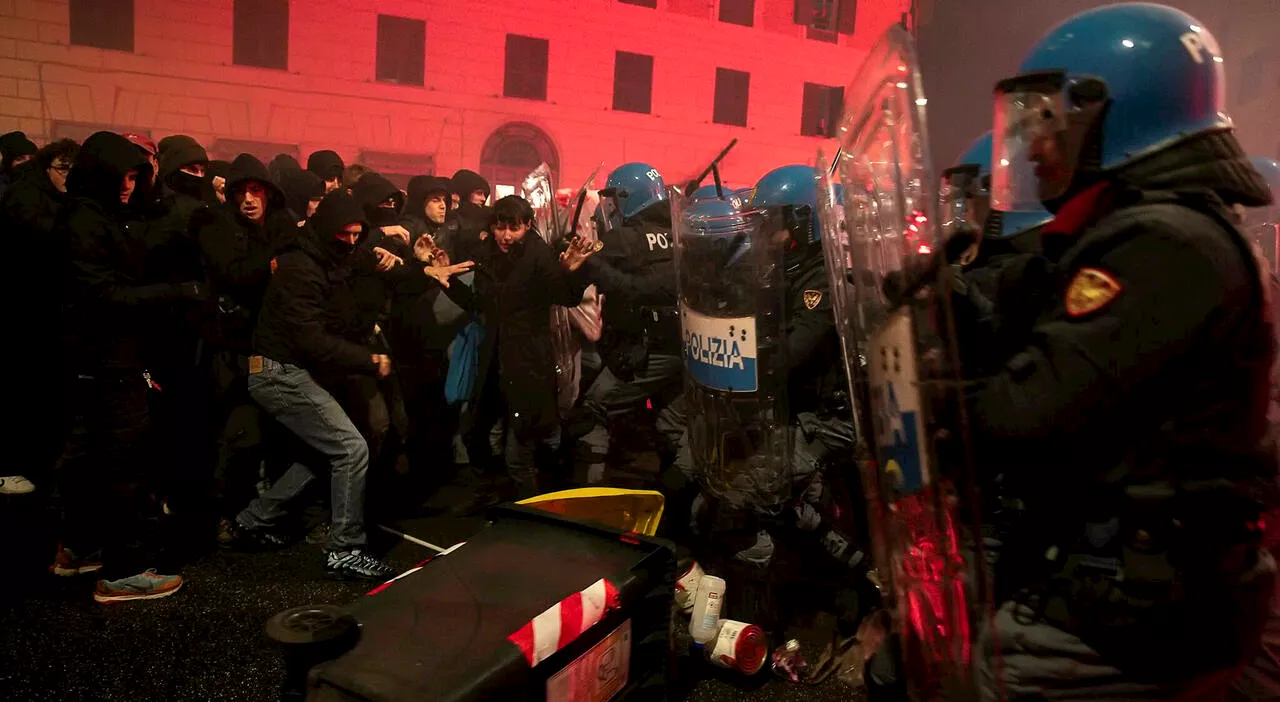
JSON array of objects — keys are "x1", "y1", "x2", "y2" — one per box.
[{"x1": 1, "y1": 0, "x2": 909, "y2": 192}]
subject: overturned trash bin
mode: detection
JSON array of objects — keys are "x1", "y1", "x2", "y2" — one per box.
[
  {"x1": 304, "y1": 505, "x2": 677, "y2": 702},
  {"x1": 267, "y1": 604, "x2": 361, "y2": 702}
]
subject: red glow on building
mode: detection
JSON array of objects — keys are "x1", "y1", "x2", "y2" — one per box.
[{"x1": 0, "y1": 0, "x2": 911, "y2": 192}]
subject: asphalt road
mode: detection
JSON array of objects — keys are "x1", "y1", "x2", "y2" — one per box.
[{"x1": 0, "y1": 476, "x2": 865, "y2": 702}]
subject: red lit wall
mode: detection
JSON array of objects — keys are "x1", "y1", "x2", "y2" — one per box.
[{"x1": 0, "y1": 0, "x2": 910, "y2": 190}]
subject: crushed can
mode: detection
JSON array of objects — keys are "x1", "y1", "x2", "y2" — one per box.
[
  {"x1": 707, "y1": 620, "x2": 768, "y2": 676},
  {"x1": 674, "y1": 561, "x2": 704, "y2": 613}
]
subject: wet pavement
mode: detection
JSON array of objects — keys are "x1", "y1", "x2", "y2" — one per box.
[{"x1": 1, "y1": 478, "x2": 864, "y2": 702}]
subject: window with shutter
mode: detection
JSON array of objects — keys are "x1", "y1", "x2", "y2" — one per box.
[
  {"x1": 70, "y1": 0, "x2": 134, "y2": 52},
  {"x1": 713, "y1": 68, "x2": 750, "y2": 127},
  {"x1": 376, "y1": 16, "x2": 426, "y2": 87},
  {"x1": 793, "y1": 0, "x2": 856, "y2": 36},
  {"x1": 613, "y1": 51, "x2": 655, "y2": 114},
  {"x1": 801, "y1": 83, "x2": 844, "y2": 137},
  {"x1": 233, "y1": 0, "x2": 289, "y2": 70},
  {"x1": 719, "y1": 0, "x2": 754, "y2": 27},
  {"x1": 504, "y1": 35, "x2": 550, "y2": 101}
]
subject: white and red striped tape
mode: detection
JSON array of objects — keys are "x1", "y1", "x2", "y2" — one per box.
[{"x1": 507, "y1": 578, "x2": 620, "y2": 667}]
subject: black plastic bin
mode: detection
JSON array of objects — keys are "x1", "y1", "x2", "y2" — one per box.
[{"x1": 306, "y1": 505, "x2": 677, "y2": 702}]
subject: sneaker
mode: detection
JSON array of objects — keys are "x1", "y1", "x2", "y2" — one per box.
[
  {"x1": 325, "y1": 550, "x2": 396, "y2": 581},
  {"x1": 0, "y1": 475, "x2": 35, "y2": 495},
  {"x1": 50, "y1": 546, "x2": 103, "y2": 577},
  {"x1": 93, "y1": 570, "x2": 183, "y2": 603},
  {"x1": 222, "y1": 519, "x2": 290, "y2": 551}
]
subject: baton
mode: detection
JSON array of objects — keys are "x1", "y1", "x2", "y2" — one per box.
[
  {"x1": 377, "y1": 524, "x2": 446, "y2": 553},
  {"x1": 683, "y1": 139, "x2": 739, "y2": 196}
]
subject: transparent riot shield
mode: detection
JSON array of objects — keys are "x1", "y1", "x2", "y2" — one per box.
[
  {"x1": 672, "y1": 191, "x2": 791, "y2": 514},
  {"x1": 522, "y1": 163, "x2": 581, "y2": 411},
  {"x1": 815, "y1": 25, "x2": 991, "y2": 700}
]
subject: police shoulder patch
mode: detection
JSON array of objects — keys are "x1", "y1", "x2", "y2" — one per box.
[
  {"x1": 1064, "y1": 267, "x2": 1122, "y2": 317},
  {"x1": 803, "y1": 289, "x2": 823, "y2": 310}
]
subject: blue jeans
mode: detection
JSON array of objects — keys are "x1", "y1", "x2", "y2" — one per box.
[{"x1": 238, "y1": 359, "x2": 369, "y2": 552}]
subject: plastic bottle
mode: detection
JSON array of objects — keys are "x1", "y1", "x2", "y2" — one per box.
[{"x1": 689, "y1": 575, "x2": 726, "y2": 644}]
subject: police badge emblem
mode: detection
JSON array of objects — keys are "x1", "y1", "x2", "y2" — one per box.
[
  {"x1": 1065, "y1": 267, "x2": 1122, "y2": 317},
  {"x1": 803, "y1": 289, "x2": 823, "y2": 310}
]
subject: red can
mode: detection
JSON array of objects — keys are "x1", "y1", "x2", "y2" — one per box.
[{"x1": 707, "y1": 620, "x2": 768, "y2": 676}]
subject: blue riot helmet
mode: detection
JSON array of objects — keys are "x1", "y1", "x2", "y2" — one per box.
[
  {"x1": 940, "y1": 132, "x2": 993, "y2": 238},
  {"x1": 749, "y1": 165, "x2": 821, "y2": 258},
  {"x1": 605, "y1": 162, "x2": 667, "y2": 220},
  {"x1": 677, "y1": 192, "x2": 758, "y2": 318},
  {"x1": 991, "y1": 3, "x2": 1231, "y2": 213},
  {"x1": 690, "y1": 182, "x2": 740, "y2": 202}
]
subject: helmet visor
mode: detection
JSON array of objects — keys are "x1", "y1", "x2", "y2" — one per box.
[
  {"x1": 939, "y1": 165, "x2": 984, "y2": 239},
  {"x1": 992, "y1": 74, "x2": 1068, "y2": 211}
]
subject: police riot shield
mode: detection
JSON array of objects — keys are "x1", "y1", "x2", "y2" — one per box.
[
  {"x1": 815, "y1": 25, "x2": 991, "y2": 699},
  {"x1": 672, "y1": 189, "x2": 791, "y2": 514},
  {"x1": 522, "y1": 163, "x2": 581, "y2": 411}
]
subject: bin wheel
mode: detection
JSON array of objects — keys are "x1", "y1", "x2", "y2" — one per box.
[{"x1": 266, "y1": 604, "x2": 358, "y2": 648}]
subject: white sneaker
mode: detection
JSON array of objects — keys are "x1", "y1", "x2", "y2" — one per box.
[{"x1": 0, "y1": 476, "x2": 35, "y2": 495}]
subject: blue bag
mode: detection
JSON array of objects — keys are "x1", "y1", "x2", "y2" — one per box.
[{"x1": 445, "y1": 320, "x2": 484, "y2": 406}]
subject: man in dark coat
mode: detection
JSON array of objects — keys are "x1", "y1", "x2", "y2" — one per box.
[
  {"x1": 142, "y1": 135, "x2": 219, "y2": 519},
  {"x1": 195, "y1": 153, "x2": 300, "y2": 524},
  {"x1": 55, "y1": 131, "x2": 203, "y2": 602},
  {"x1": 460, "y1": 195, "x2": 594, "y2": 506},
  {"x1": 401, "y1": 175, "x2": 455, "y2": 249},
  {"x1": 230, "y1": 190, "x2": 397, "y2": 581},
  {"x1": 0, "y1": 138, "x2": 77, "y2": 496},
  {"x1": 448, "y1": 169, "x2": 493, "y2": 264}
]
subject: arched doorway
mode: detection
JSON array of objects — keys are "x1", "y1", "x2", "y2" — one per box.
[{"x1": 479, "y1": 122, "x2": 559, "y2": 200}]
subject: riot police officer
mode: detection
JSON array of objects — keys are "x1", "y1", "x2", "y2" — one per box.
[
  {"x1": 580, "y1": 163, "x2": 685, "y2": 483},
  {"x1": 673, "y1": 165, "x2": 872, "y2": 634},
  {"x1": 972, "y1": 5, "x2": 1277, "y2": 698}
]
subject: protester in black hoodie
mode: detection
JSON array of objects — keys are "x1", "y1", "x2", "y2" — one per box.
[
  {"x1": 267, "y1": 153, "x2": 303, "y2": 186},
  {"x1": 195, "y1": 154, "x2": 299, "y2": 523},
  {"x1": 0, "y1": 131, "x2": 38, "y2": 202},
  {"x1": 277, "y1": 167, "x2": 325, "y2": 224},
  {"x1": 307, "y1": 150, "x2": 345, "y2": 193},
  {"x1": 0, "y1": 138, "x2": 77, "y2": 496},
  {"x1": 143, "y1": 135, "x2": 219, "y2": 519},
  {"x1": 56, "y1": 131, "x2": 201, "y2": 603},
  {"x1": 401, "y1": 175, "x2": 456, "y2": 250},
  {"x1": 230, "y1": 190, "x2": 397, "y2": 581},
  {"x1": 451, "y1": 168, "x2": 490, "y2": 208},
  {"x1": 448, "y1": 170, "x2": 493, "y2": 265}
]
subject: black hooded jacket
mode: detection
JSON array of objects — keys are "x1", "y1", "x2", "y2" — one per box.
[
  {"x1": 59, "y1": 131, "x2": 197, "y2": 372},
  {"x1": 307, "y1": 150, "x2": 344, "y2": 182},
  {"x1": 451, "y1": 169, "x2": 490, "y2": 204},
  {"x1": 400, "y1": 175, "x2": 456, "y2": 248},
  {"x1": 2, "y1": 159, "x2": 64, "y2": 242},
  {"x1": 277, "y1": 167, "x2": 325, "y2": 223},
  {"x1": 267, "y1": 153, "x2": 303, "y2": 184},
  {"x1": 195, "y1": 154, "x2": 299, "y2": 353},
  {"x1": 3, "y1": 161, "x2": 67, "y2": 364},
  {"x1": 252, "y1": 191, "x2": 379, "y2": 376}
]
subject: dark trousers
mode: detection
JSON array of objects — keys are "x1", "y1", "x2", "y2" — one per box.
[
  {"x1": 56, "y1": 373, "x2": 155, "y2": 579},
  {"x1": 398, "y1": 354, "x2": 455, "y2": 481}
]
